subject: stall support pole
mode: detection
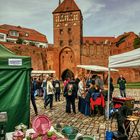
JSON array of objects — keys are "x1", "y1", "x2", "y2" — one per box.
[{"x1": 107, "y1": 68, "x2": 111, "y2": 120}]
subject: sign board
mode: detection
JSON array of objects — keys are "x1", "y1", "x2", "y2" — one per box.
[
  {"x1": 8, "y1": 59, "x2": 22, "y2": 66},
  {"x1": 0, "y1": 112, "x2": 7, "y2": 122}
]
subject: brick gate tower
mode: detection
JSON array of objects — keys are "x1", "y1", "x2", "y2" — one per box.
[{"x1": 52, "y1": 0, "x2": 83, "y2": 79}]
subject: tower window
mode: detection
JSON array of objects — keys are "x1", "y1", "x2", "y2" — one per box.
[
  {"x1": 74, "y1": 14, "x2": 78, "y2": 20},
  {"x1": 60, "y1": 29, "x2": 63, "y2": 35},
  {"x1": 69, "y1": 13, "x2": 73, "y2": 18},
  {"x1": 68, "y1": 28, "x2": 72, "y2": 34},
  {"x1": 60, "y1": 40, "x2": 63, "y2": 46},
  {"x1": 69, "y1": 40, "x2": 72, "y2": 46},
  {"x1": 60, "y1": 14, "x2": 64, "y2": 19}
]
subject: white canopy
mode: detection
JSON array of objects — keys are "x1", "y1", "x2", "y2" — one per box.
[
  {"x1": 77, "y1": 65, "x2": 118, "y2": 72},
  {"x1": 31, "y1": 70, "x2": 55, "y2": 77},
  {"x1": 109, "y1": 48, "x2": 140, "y2": 68},
  {"x1": 107, "y1": 48, "x2": 140, "y2": 119}
]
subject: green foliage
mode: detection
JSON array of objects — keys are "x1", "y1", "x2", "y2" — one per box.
[
  {"x1": 133, "y1": 37, "x2": 140, "y2": 49},
  {"x1": 16, "y1": 38, "x2": 24, "y2": 44},
  {"x1": 29, "y1": 41, "x2": 35, "y2": 46}
]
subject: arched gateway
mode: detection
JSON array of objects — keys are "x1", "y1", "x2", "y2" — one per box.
[
  {"x1": 61, "y1": 69, "x2": 74, "y2": 81},
  {"x1": 59, "y1": 47, "x2": 75, "y2": 80}
]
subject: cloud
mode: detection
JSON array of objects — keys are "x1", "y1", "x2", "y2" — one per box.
[
  {"x1": 76, "y1": 0, "x2": 105, "y2": 19},
  {"x1": 0, "y1": 0, "x2": 56, "y2": 42},
  {"x1": 0, "y1": 0, "x2": 140, "y2": 43}
]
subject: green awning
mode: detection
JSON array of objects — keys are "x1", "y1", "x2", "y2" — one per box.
[{"x1": 0, "y1": 44, "x2": 32, "y2": 132}]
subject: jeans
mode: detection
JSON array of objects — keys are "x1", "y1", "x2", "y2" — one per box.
[
  {"x1": 120, "y1": 89, "x2": 126, "y2": 97},
  {"x1": 66, "y1": 97, "x2": 76, "y2": 113},
  {"x1": 44, "y1": 94, "x2": 53, "y2": 109},
  {"x1": 43, "y1": 87, "x2": 47, "y2": 100},
  {"x1": 55, "y1": 91, "x2": 60, "y2": 101},
  {"x1": 31, "y1": 94, "x2": 38, "y2": 115}
]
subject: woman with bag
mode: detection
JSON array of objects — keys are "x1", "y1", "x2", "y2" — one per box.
[
  {"x1": 44, "y1": 76, "x2": 54, "y2": 110},
  {"x1": 77, "y1": 77, "x2": 85, "y2": 112},
  {"x1": 64, "y1": 78, "x2": 77, "y2": 114}
]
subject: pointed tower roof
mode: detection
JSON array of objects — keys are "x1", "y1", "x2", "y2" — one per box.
[{"x1": 53, "y1": 0, "x2": 81, "y2": 14}]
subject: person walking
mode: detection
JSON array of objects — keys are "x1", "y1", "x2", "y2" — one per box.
[
  {"x1": 42, "y1": 75, "x2": 49, "y2": 106},
  {"x1": 32, "y1": 77, "x2": 38, "y2": 97},
  {"x1": 77, "y1": 77, "x2": 85, "y2": 112},
  {"x1": 64, "y1": 78, "x2": 77, "y2": 114},
  {"x1": 53, "y1": 77, "x2": 61, "y2": 101},
  {"x1": 31, "y1": 78, "x2": 38, "y2": 115},
  {"x1": 117, "y1": 75, "x2": 126, "y2": 97},
  {"x1": 44, "y1": 76, "x2": 54, "y2": 109}
]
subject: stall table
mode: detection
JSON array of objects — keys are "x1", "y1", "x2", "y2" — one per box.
[
  {"x1": 126, "y1": 115, "x2": 140, "y2": 139},
  {"x1": 113, "y1": 97, "x2": 135, "y2": 109}
]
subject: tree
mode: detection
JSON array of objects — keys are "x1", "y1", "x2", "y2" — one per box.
[
  {"x1": 29, "y1": 41, "x2": 35, "y2": 46},
  {"x1": 16, "y1": 38, "x2": 24, "y2": 44},
  {"x1": 133, "y1": 37, "x2": 140, "y2": 49}
]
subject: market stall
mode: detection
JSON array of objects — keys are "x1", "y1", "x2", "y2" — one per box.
[
  {"x1": 77, "y1": 65, "x2": 118, "y2": 72},
  {"x1": 31, "y1": 70, "x2": 56, "y2": 80},
  {"x1": 0, "y1": 44, "x2": 31, "y2": 132},
  {"x1": 31, "y1": 70, "x2": 55, "y2": 76},
  {"x1": 77, "y1": 65, "x2": 118, "y2": 116},
  {"x1": 107, "y1": 48, "x2": 140, "y2": 119},
  {"x1": 6, "y1": 114, "x2": 95, "y2": 140}
]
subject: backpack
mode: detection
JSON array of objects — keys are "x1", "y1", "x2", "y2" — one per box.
[{"x1": 67, "y1": 83, "x2": 73, "y2": 96}]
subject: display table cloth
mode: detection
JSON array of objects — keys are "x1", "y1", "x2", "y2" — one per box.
[
  {"x1": 6, "y1": 126, "x2": 83, "y2": 140},
  {"x1": 6, "y1": 129, "x2": 35, "y2": 140}
]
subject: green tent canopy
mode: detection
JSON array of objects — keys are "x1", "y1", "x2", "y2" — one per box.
[{"x1": 0, "y1": 44, "x2": 32, "y2": 132}]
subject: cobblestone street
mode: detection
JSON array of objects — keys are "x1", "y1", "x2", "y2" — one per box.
[{"x1": 30, "y1": 89, "x2": 140, "y2": 140}]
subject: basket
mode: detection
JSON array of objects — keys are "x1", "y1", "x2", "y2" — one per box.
[{"x1": 61, "y1": 126, "x2": 78, "y2": 140}]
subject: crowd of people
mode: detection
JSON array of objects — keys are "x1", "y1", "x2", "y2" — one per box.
[
  {"x1": 30, "y1": 73, "x2": 127, "y2": 117},
  {"x1": 31, "y1": 75, "x2": 61, "y2": 115},
  {"x1": 63, "y1": 74, "x2": 106, "y2": 116}
]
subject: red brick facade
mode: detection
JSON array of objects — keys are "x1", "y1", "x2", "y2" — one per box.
[
  {"x1": 50, "y1": 0, "x2": 140, "y2": 82},
  {"x1": 52, "y1": 0, "x2": 83, "y2": 78},
  {"x1": 0, "y1": 42, "x2": 48, "y2": 70}
]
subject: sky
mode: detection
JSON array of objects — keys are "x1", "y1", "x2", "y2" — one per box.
[{"x1": 0, "y1": 0, "x2": 140, "y2": 43}]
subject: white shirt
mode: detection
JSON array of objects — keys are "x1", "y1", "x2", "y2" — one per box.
[{"x1": 47, "y1": 81, "x2": 54, "y2": 95}]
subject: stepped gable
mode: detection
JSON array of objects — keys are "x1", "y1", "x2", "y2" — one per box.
[
  {"x1": 114, "y1": 32, "x2": 137, "y2": 44},
  {"x1": 53, "y1": 0, "x2": 80, "y2": 13}
]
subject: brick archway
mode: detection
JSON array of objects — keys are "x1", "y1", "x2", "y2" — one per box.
[
  {"x1": 59, "y1": 47, "x2": 75, "y2": 79},
  {"x1": 61, "y1": 69, "x2": 74, "y2": 81}
]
